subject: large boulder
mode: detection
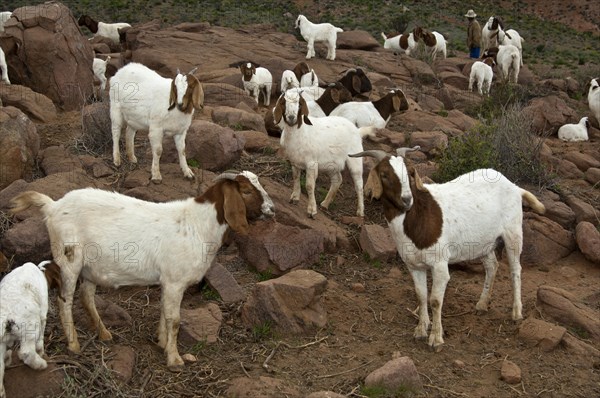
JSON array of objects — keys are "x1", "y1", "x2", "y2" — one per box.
[
  {"x1": 0, "y1": 107, "x2": 39, "y2": 190},
  {"x1": 537, "y1": 285, "x2": 600, "y2": 342},
  {"x1": 2, "y1": 3, "x2": 95, "y2": 110},
  {"x1": 0, "y1": 84, "x2": 57, "y2": 122},
  {"x1": 522, "y1": 213, "x2": 576, "y2": 265},
  {"x1": 575, "y1": 222, "x2": 600, "y2": 264},
  {"x1": 523, "y1": 95, "x2": 578, "y2": 135},
  {"x1": 241, "y1": 270, "x2": 328, "y2": 335},
  {"x1": 235, "y1": 220, "x2": 325, "y2": 275},
  {"x1": 337, "y1": 30, "x2": 380, "y2": 50},
  {"x1": 161, "y1": 120, "x2": 244, "y2": 172}
]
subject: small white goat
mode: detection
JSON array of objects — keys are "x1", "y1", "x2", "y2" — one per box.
[
  {"x1": 469, "y1": 58, "x2": 495, "y2": 95},
  {"x1": 350, "y1": 147, "x2": 546, "y2": 351},
  {"x1": 287, "y1": 82, "x2": 353, "y2": 118},
  {"x1": 0, "y1": 47, "x2": 9, "y2": 85},
  {"x1": 78, "y1": 15, "x2": 131, "y2": 45},
  {"x1": 109, "y1": 62, "x2": 204, "y2": 182},
  {"x1": 495, "y1": 27, "x2": 524, "y2": 66},
  {"x1": 280, "y1": 69, "x2": 300, "y2": 93},
  {"x1": 330, "y1": 89, "x2": 409, "y2": 128},
  {"x1": 10, "y1": 172, "x2": 275, "y2": 371},
  {"x1": 558, "y1": 117, "x2": 589, "y2": 142},
  {"x1": 481, "y1": 16, "x2": 503, "y2": 52},
  {"x1": 0, "y1": 11, "x2": 12, "y2": 33},
  {"x1": 300, "y1": 69, "x2": 319, "y2": 88},
  {"x1": 295, "y1": 14, "x2": 343, "y2": 60},
  {"x1": 381, "y1": 31, "x2": 417, "y2": 55},
  {"x1": 587, "y1": 78, "x2": 600, "y2": 126},
  {"x1": 273, "y1": 90, "x2": 376, "y2": 217},
  {"x1": 92, "y1": 55, "x2": 111, "y2": 92},
  {"x1": 0, "y1": 261, "x2": 62, "y2": 398},
  {"x1": 413, "y1": 27, "x2": 447, "y2": 60},
  {"x1": 239, "y1": 62, "x2": 273, "y2": 106},
  {"x1": 484, "y1": 45, "x2": 521, "y2": 84}
]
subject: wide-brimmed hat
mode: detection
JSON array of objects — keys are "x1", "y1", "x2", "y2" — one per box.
[{"x1": 465, "y1": 9, "x2": 477, "y2": 18}]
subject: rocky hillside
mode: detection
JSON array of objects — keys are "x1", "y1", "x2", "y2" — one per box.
[{"x1": 0, "y1": 2, "x2": 599, "y2": 397}]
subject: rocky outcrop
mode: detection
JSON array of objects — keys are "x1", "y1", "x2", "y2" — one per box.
[
  {"x1": 0, "y1": 107, "x2": 39, "y2": 190},
  {"x1": 2, "y1": 3, "x2": 95, "y2": 110},
  {"x1": 241, "y1": 270, "x2": 328, "y2": 334}
]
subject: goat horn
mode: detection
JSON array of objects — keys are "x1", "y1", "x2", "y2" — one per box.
[
  {"x1": 349, "y1": 150, "x2": 388, "y2": 161},
  {"x1": 188, "y1": 67, "x2": 198, "y2": 75},
  {"x1": 213, "y1": 172, "x2": 239, "y2": 182},
  {"x1": 396, "y1": 146, "x2": 421, "y2": 157},
  {"x1": 176, "y1": 68, "x2": 181, "y2": 75}
]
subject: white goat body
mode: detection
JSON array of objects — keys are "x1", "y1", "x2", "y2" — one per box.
[
  {"x1": 295, "y1": 14, "x2": 343, "y2": 60},
  {"x1": 280, "y1": 69, "x2": 300, "y2": 93},
  {"x1": 587, "y1": 78, "x2": 600, "y2": 126},
  {"x1": 109, "y1": 62, "x2": 204, "y2": 182},
  {"x1": 469, "y1": 59, "x2": 495, "y2": 95},
  {"x1": 494, "y1": 44, "x2": 521, "y2": 84},
  {"x1": 381, "y1": 32, "x2": 416, "y2": 55},
  {"x1": 10, "y1": 172, "x2": 275, "y2": 371},
  {"x1": 300, "y1": 69, "x2": 319, "y2": 87},
  {"x1": 78, "y1": 15, "x2": 131, "y2": 44},
  {"x1": 413, "y1": 27, "x2": 447, "y2": 60},
  {"x1": 496, "y1": 27, "x2": 524, "y2": 66},
  {"x1": 558, "y1": 117, "x2": 589, "y2": 142},
  {"x1": 0, "y1": 47, "x2": 9, "y2": 84},
  {"x1": 330, "y1": 90, "x2": 408, "y2": 128},
  {"x1": 274, "y1": 91, "x2": 375, "y2": 217},
  {"x1": 353, "y1": 149, "x2": 545, "y2": 351},
  {"x1": 239, "y1": 62, "x2": 272, "y2": 106},
  {"x1": 0, "y1": 261, "x2": 61, "y2": 398},
  {"x1": 92, "y1": 56, "x2": 111, "y2": 91},
  {"x1": 481, "y1": 16, "x2": 503, "y2": 51}
]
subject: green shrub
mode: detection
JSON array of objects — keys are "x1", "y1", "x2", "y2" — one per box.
[{"x1": 435, "y1": 104, "x2": 552, "y2": 187}]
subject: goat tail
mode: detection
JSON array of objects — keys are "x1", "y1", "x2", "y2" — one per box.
[
  {"x1": 358, "y1": 126, "x2": 378, "y2": 139},
  {"x1": 520, "y1": 189, "x2": 546, "y2": 214},
  {"x1": 381, "y1": 32, "x2": 387, "y2": 40},
  {"x1": 335, "y1": 27, "x2": 344, "y2": 33},
  {"x1": 10, "y1": 191, "x2": 54, "y2": 216}
]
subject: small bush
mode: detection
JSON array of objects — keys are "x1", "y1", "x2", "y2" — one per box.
[{"x1": 435, "y1": 103, "x2": 552, "y2": 187}]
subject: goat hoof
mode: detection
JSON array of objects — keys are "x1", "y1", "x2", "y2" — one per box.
[
  {"x1": 167, "y1": 360, "x2": 185, "y2": 372},
  {"x1": 151, "y1": 178, "x2": 162, "y2": 184},
  {"x1": 430, "y1": 344, "x2": 444, "y2": 353},
  {"x1": 289, "y1": 198, "x2": 299, "y2": 204}
]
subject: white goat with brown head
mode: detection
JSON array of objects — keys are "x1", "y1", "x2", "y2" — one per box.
[
  {"x1": 238, "y1": 62, "x2": 273, "y2": 106},
  {"x1": 350, "y1": 147, "x2": 545, "y2": 351},
  {"x1": 273, "y1": 89, "x2": 376, "y2": 218},
  {"x1": 109, "y1": 62, "x2": 204, "y2": 183},
  {"x1": 10, "y1": 172, "x2": 275, "y2": 372}
]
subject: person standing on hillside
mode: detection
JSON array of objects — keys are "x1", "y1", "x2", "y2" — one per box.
[{"x1": 465, "y1": 9, "x2": 482, "y2": 58}]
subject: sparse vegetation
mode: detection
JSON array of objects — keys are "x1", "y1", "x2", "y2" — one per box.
[
  {"x1": 435, "y1": 103, "x2": 552, "y2": 187},
  {"x1": 252, "y1": 321, "x2": 273, "y2": 341}
]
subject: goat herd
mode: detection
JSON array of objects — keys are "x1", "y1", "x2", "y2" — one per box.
[{"x1": 0, "y1": 10, "x2": 597, "y2": 396}]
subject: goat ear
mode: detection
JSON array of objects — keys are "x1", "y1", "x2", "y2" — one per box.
[
  {"x1": 44, "y1": 262, "x2": 65, "y2": 302},
  {"x1": 364, "y1": 169, "x2": 383, "y2": 200},
  {"x1": 330, "y1": 88, "x2": 340, "y2": 103},
  {"x1": 191, "y1": 79, "x2": 204, "y2": 111},
  {"x1": 223, "y1": 182, "x2": 249, "y2": 235},
  {"x1": 299, "y1": 98, "x2": 312, "y2": 126},
  {"x1": 351, "y1": 75, "x2": 361, "y2": 93},
  {"x1": 410, "y1": 167, "x2": 426, "y2": 191},
  {"x1": 273, "y1": 97, "x2": 284, "y2": 124},
  {"x1": 168, "y1": 80, "x2": 177, "y2": 110},
  {"x1": 392, "y1": 95, "x2": 401, "y2": 112}
]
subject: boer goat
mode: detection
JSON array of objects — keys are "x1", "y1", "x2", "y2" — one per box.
[
  {"x1": 109, "y1": 62, "x2": 204, "y2": 182},
  {"x1": 273, "y1": 90, "x2": 376, "y2": 217},
  {"x1": 350, "y1": 147, "x2": 545, "y2": 351},
  {"x1": 10, "y1": 171, "x2": 275, "y2": 371}
]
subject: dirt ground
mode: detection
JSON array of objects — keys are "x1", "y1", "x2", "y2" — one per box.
[{"x1": 11, "y1": 109, "x2": 597, "y2": 398}]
